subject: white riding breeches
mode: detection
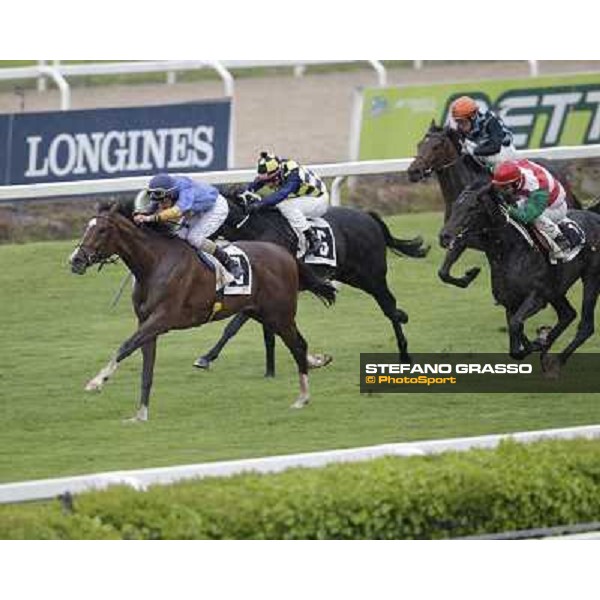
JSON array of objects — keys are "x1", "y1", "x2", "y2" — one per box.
[
  {"x1": 485, "y1": 144, "x2": 517, "y2": 166},
  {"x1": 534, "y1": 198, "x2": 568, "y2": 238},
  {"x1": 277, "y1": 192, "x2": 329, "y2": 234},
  {"x1": 177, "y1": 194, "x2": 229, "y2": 250}
]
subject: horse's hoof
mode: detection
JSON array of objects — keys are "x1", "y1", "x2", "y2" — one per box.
[
  {"x1": 264, "y1": 371, "x2": 275, "y2": 379},
  {"x1": 85, "y1": 379, "x2": 103, "y2": 392},
  {"x1": 123, "y1": 416, "x2": 147, "y2": 424},
  {"x1": 307, "y1": 354, "x2": 333, "y2": 369},
  {"x1": 397, "y1": 311, "x2": 409, "y2": 324},
  {"x1": 291, "y1": 397, "x2": 310, "y2": 409},
  {"x1": 193, "y1": 357, "x2": 211, "y2": 370},
  {"x1": 541, "y1": 354, "x2": 561, "y2": 379},
  {"x1": 465, "y1": 267, "x2": 481, "y2": 280},
  {"x1": 535, "y1": 326, "x2": 552, "y2": 347}
]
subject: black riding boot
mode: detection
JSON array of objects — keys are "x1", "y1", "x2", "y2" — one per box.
[
  {"x1": 305, "y1": 228, "x2": 323, "y2": 255},
  {"x1": 214, "y1": 246, "x2": 244, "y2": 280},
  {"x1": 554, "y1": 233, "x2": 571, "y2": 252}
]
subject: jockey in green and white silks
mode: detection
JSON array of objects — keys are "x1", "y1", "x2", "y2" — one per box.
[
  {"x1": 133, "y1": 173, "x2": 243, "y2": 279},
  {"x1": 450, "y1": 96, "x2": 517, "y2": 169},
  {"x1": 245, "y1": 152, "x2": 329, "y2": 255},
  {"x1": 492, "y1": 160, "x2": 572, "y2": 259}
]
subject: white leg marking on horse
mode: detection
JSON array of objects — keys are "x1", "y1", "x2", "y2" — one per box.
[
  {"x1": 124, "y1": 405, "x2": 149, "y2": 424},
  {"x1": 291, "y1": 373, "x2": 310, "y2": 409},
  {"x1": 307, "y1": 353, "x2": 333, "y2": 369},
  {"x1": 85, "y1": 357, "x2": 119, "y2": 392}
]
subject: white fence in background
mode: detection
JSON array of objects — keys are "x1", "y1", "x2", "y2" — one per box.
[
  {"x1": 0, "y1": 424, "x2": 598, "y2": 505},
  {"x1": 1, "y1": 144, "x2": 600, "y2": 206},
  {"x1": 1, "y1": 60, "x2": 543, "y2": 112}
]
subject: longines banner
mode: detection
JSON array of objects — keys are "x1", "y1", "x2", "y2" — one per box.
[
  {"x1": 0, "y1": 99, "x2": 231, "y2": 185},
  {"x1": 354, "y1": 72, "x2": 600, "y2": 159}
]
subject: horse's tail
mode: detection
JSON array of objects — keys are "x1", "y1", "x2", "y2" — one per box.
[
  {"x1": 368, "y1": 211, "x2": 430, "y2": 258},
  {"x1": 297, "y1": 261, "x2": 336, "y2": 306}
]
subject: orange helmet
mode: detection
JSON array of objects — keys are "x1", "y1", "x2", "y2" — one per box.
[
  {"x1": 492, "y1": 161, "x2": 523, "y2": 187},
  {"x1": 451, "y1": 96, "x2": 479, "y2": 121}
]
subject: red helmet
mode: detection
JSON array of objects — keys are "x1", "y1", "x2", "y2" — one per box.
[
  {"x1": 492, "y1": 161, "x2": 523, "y2": 188},
  {"x1": 451, "y1": 96, "x2": 479, "y2": 121}
]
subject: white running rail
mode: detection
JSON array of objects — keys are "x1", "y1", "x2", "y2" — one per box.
[
  {"x1": 1, "y1": 144, "x2": 600, "y2": 206},
  {"x1": 3, "y1": 60, "x2": 542, "y2": 112},
  {"x1": 0, "y1": 424, "x2": 598, "y2": 505}
]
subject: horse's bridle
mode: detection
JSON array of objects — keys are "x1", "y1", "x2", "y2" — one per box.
[
  {"x1": 72, "y1": 214, "x2": 119, "y2": 271},
  {"x1": 445, "y1": 189, "x2": 509, "y2": 249},
  {"x1": 413, "y1": 133, "x2": 463, "y2": 178}
]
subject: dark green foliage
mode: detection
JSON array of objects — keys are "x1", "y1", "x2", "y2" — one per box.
[{"x1": 2, "y1": 439, "x2": 600, "y2": 539}]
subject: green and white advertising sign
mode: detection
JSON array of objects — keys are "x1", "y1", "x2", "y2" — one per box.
[{"x1": 354, "y1": 72, "x2": 600, "y2": 160}]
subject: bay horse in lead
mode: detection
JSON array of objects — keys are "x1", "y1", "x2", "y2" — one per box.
[{"x1": 69, "y1": 202, "x2": 335, "y2": 422}]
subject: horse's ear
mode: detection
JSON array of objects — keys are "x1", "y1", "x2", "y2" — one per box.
[
  {"x1": 430, "y1": 119, "x2": 437, "y2": 130},
  {"x1": 96, "y1": 200, "x2": 113, "y2": 214}
]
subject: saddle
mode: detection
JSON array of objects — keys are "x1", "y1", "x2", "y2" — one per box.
[{"x1": 244, "y1": 202, "x2": 337, "y2": 267}]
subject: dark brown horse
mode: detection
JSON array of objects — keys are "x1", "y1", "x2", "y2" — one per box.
[
  {"x1": 68, "y1": 202, "x2": 335, "y2": 422},
  {"x1": 408, "y1": 121, "x2": 581, "y2": 220},
  {"x1": 408, "y1": 121, "x2": 583, "y2": 289}
]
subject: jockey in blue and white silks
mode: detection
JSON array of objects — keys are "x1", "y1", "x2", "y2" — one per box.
[{"x1": 134, "y1": 173, "x2": 242, "y2": 279}]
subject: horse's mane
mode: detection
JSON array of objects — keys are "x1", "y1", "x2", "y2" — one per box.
[
  {"x1": 218, "y1": 183, "x2": 246, "y2": 199},
  {"x1": 97, "y1": 199, "x2": 134, "y2": 219}
]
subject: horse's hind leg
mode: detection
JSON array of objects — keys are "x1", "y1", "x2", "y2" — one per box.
[
  {"x1": 557, "y1": 278, "x2": 598, "y2": 366},
  {"x1": 194, "y1": 312, "x2": 251, "y2": 369},
  {"x1": 507, "y1": 291, "x2": 547, "y2": 360},
  {"x1": 534, "y1": 296, "x2": 577, "y2": 354},
  {"x1": 263, "y1": 325, "x2": 276, "y2": 378},
  {"x1": 277, "y1": 324, "x2": 310, "y2": 409},
  {"x1": 369, "y1": 282, "x2": 411, "y2": 363}
]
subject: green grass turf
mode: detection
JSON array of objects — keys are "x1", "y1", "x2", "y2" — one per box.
[{"x1": 0, "y1": 211, "x2": 598, "y2": 484}]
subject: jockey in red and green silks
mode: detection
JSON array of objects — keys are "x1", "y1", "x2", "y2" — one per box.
[{"x1": 492, "y1": 159, "x2": 571, "y2": 255}]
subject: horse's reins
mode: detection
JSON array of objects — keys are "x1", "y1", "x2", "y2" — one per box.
[
  {"x1": 73, "y1": 214, "x2": 120, "y2": 268},
  {"x1": 446, "y1": 189, "x2": 510, "y2": 250},
  {"x1": 233, "y1": 201, "x2": 298, "y2": 251}
]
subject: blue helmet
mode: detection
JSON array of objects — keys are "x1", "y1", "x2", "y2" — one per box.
[{"x1": 148, "y1": 173, "x2": 177, "y2": 201}]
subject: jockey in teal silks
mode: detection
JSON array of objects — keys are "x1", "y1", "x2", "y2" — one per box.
[{"x1": 450, "y1": 96, "x2": 516, "y2": 170}]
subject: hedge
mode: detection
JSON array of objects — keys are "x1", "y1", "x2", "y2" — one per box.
[{"x1": 2, "y1": 438, "x2": 600, "y2": 539}]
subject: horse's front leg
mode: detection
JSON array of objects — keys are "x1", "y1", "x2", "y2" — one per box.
[
  {"x1": 438, "y1": 244, "x2": 481, "y2": 289},
  {"x1": 507, "y1": 292, "x2": 547, "y2": 360},
  {"x1": 85, "y1": 315, "x2": 168, "y2": 420},
  {"x1": 123, "y1": 338, "x2": 157, "y2": 423},
  {"x1": 194, "y1": 312, "x2": 251, "y2": 369}
]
